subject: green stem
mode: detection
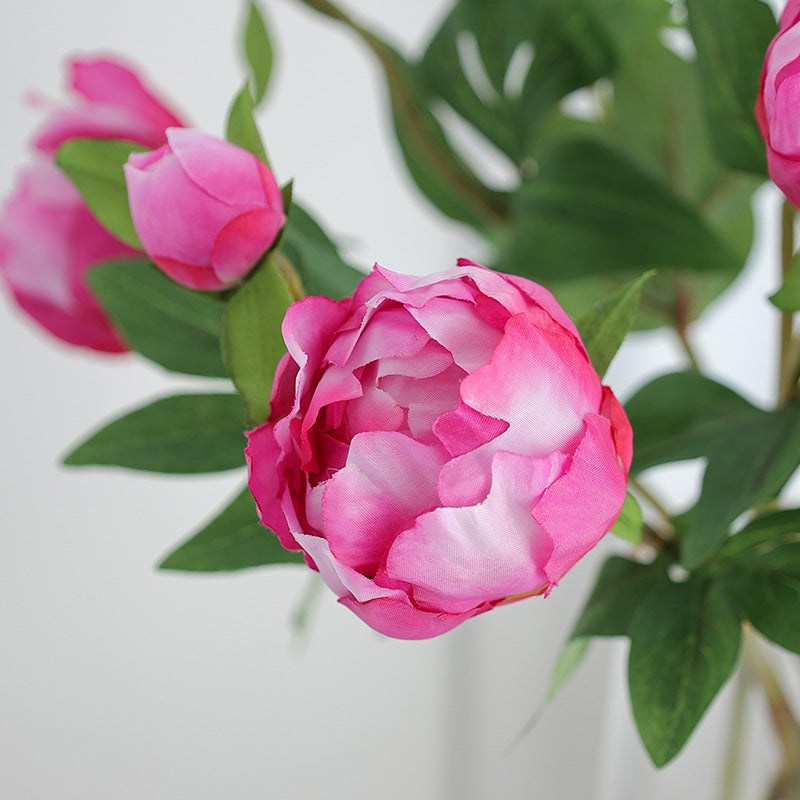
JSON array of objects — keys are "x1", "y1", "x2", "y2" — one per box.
[
  {"x1": 630, "y1": 477, "x2": 673, "y2": 525},
  {"x1": 718, "y1": 661, "x2": 747, "y2": 800},
  {"x1": 672, "y1": 279, "x2": 701, "y2": 371},
  {"x1": 779, "y1": 200, "x2": 796, "y2": 404}
]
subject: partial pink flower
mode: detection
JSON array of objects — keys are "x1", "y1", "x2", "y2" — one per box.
[
  {"x1": 124, "y1": 128, "x2": 286, "y2": 291},
  {"x1": 757, "y1": 1, "x2": 800, "y2": 205},
  {"x1": 246, "y1": 261, "x2": 632, "y2": 639},
  {"x1": 0, "y1": 161, "x2": 135, "y2": 352},
  {"x1": 34, "y1": 56, "x2": 185, "y2": 155}
]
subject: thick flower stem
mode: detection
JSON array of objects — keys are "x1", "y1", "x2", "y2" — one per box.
[{"x1": 779, "y1": 200, "x2": 798, "y2": 404}]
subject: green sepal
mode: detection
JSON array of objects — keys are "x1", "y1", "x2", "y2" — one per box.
[
  {"x1": 221, "y1": 255, "x2": 294, "y2": 427},
  {"x1": 159, "y1": 486, "x2": 305, "y2": 571},
  {"x1": 87, "y1": 258, "x2": 228, "y2": 378},
  {"x1": 225, "y1": 83, "x2": 269, "y2": 164},
  {"x1": 770, "y1": 250, "x2": 800, "y2": 313},
  {"x1": 55, "y1": 137, "x2": 146, "y2": 248},
  {"x1": 63, "y1": 393, "x2": 246, "y2": 474}
]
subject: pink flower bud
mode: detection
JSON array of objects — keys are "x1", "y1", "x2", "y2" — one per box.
[
  {"x1": 0, "y1": 162, "x2": 134, "y2": 352},
  {"x1": 757, "y1": 0, "x2": 800, "y2": 205},
  {"x1": 246, "y1": 261, "x2": 632, "y2": 639},
  {"x1": 124, "y1": 129, "x2": 286, "y2": 291}
]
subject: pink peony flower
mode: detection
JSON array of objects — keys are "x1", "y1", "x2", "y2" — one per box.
[
  {"x1": 33, "y1": 56, "x2": 184, "y2": 155},
  {"x1": 757, "y1": 0, "x2": 800, "y2": 205},
  {"x1": 0, "y1": 161, "x2": 136, "y2": 352},
  {"x1": 124, "y1": 128, "x2": 286, "y2": 291},
  {"x1": 1, "y1": 55, "x2": 186, "y2": 352},
  {"x1": 246, "y1": 261, "x2": 632, "y2": 639}
]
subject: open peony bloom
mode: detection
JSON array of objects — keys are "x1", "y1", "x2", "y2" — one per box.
[
  {"x1": 0, "y1": 162, "x2": 135, "y2": 352},
  {"x1": 246, "y1": 261, "x2": 632, "y2": 639},
  {"x1": 33, "y1": 55, "x2": 185, "y2": 154},
  {"x1": 124, "y1": 128, "x2": 286, "y2": 291},
  {"x1": 757, "y1": 0, "x2": 800, "y2": 205}
]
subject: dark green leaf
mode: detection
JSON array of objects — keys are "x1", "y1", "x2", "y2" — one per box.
[
  {"x1": 225, "y1": 84, "x2": 269, "y2": 164},
  {"x1": 87, "y1": 259, "x2": 228, "y2": 378},
  {"x1": 770, "y1": 250, "x2": 800, "y2": 313},
  {"x1": 500, "y1": 139, "x2": 741, "y2": 284},
  {"x1": 221, "y1": 255, "x2": 293, "y2": 427},
  {"x1": 280, "y1": 202, "x2": 364, "y2": 299},
  {"x1": 628, "y1": 578, "x2": 741, "y2": 767},
  {"x1": 160, "y1": 486, "x2": 304, "y2": 571},
  {"x1": 575, "y1": 271, "x2": 653, "y2": 376},
  {"x1": 717, "y1": 509, "x2": 800, "y2": 653},
  {"x1": 242, "y1": 1, "x2": 273, "y2": 105},
  {"x1": 55, "y1": 137, "x2": 146, "y2": 248},
  {"x1": 625, "y1": 372, "x2": 758, "y2": 473},
  {"x1": 686, "y1": 0, "x2": 776, "y2": 175},
  {"x1": 682, "y1": 403, "x2": 800, "y2": 569},
  {"x1": 571, "y1": 555, "x2": 670, "y2": 639},
  {"x1": 63, "y1": 393, "x2": 246, "y2": 474}
]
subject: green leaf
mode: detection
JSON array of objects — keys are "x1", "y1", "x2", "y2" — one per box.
[
  {"x1": 575, "y1": 270, "x2": 653, "y2": 376},
  {"x1": 625, "y1": 372, "x2": 758, "y2": 474},
  {"x1": 225, "y1": 84, "x2": 269, "y2": 164},
  {"x1": 221, "y1": 255, "x2": 293, "y2": 427},
  {"x1": 55, "y1": 138, "x2": 146, "y2": 248},
  {"x1": 628, "y1": 578, "x2": 741, "y2": 767},
  {"x1": 63, "y1": 393, "x2": 246, "y2": 474},
  {"x1": 770, "y1": 250, "x2": 800, "y2": 313},
  {"x1": 500, "y1": 139, "x2": 741, "y2": 284},
  {"x1": 686, "y1": 0, "x2": 776, "y2": 175},
  {"x1": 717, "y1": 509, "x2": 800, "y2": 653},
  {"x1": 682, "y1": 403, "x2": 800, "y2": 569},
  {"x1": 242, "y1": 1, "x2": 273, "y2": 105},
  {"x1": 280, "y1": 202, "x2": 364, "y2": 299},
  {"x1": 571, "y1": 555, "x2": 670, "y2": 639},
  {"x1": 160, "y1": 486, "x2": 304, "y2": 571},
  {"x1": 87, "y1": 259, "x2": 228, "y2": 378},
  {"x1": 610, "y1": 492, "x2": 644, "y2": 545}
]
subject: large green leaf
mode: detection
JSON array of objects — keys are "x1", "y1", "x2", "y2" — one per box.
[
  {"x1": 87, "y1": 259, "x2": 228, "y2": 378},
  {"x1": 280, "y1": 203, "x2": 364, "y2": 299},
  {"x1": 221, "y1": 255, "x2": 293, "y2": 427},
  {"x1": 160, "y1": 486, "x2": 305, "y2": 571},
  {"x1": 628, "y1": 578, "x2": 741, "y2": 767},
  {"x1": 571, "y1": 555, "x2": 670, "y2": 639},
  {"x1": 625, "y1": 372, "x2": 758, "y2": 474},
  {"x1": 718, "y1": 509, "x2": 800, "y2": 653},
  {"x1": 499, "y1": 139, "x2": 741, "y2": 284},
  {"x1": 63, "y1": 393, "x2": 246, "y2": 474},
  {"x1": 575, "y1": 270, "x2": 653, "y2": 377},
  {"x1": 242, "y1": 1, "x2": 274, "y2": 106},
  {"x1": 686, "y1": 0, "x2": 776, "y2": 175},
  {"x1": 682, "y1": 404, "x2": 800, "y2": 569},
  {"x1": 55, "y1": 138, "x2": 146, "y2": 248}
]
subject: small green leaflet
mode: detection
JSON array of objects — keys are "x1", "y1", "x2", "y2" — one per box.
[
  {"x1": 770, "y1": 250, "x2": 800, "y2": 313},
  {"x1": 242, "y1": 1, "x2": 274, "y2": 105},
  {"x1": 610, "y1": 493, "x2": 643, "y2": 545}
]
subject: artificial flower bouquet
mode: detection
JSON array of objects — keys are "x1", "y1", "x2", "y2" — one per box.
[{"x1": 3, "y1": 0, "x2": 800, "y2": 795}]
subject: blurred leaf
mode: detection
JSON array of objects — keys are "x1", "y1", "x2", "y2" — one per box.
[
  {"x1": 771, "y1": 250, "x2": 800, "y2": 312},
  {"x1": 717, "y1": 509, "x2": 800, "y2": 653},
  {"x1": 628, "y1": 578, "x2": 741, "y2": 767},
  {"x1": 610, "y1": 492, "x2": 644, "y2": 545},
  {"x1": 500, "y1": 139, "x2": 740, "y2": 284},
  {"x1": 420, "y1": 0, "x2": 616, "y2": 163},
  {"x1": 682, "y1": 404, "x2": 800, "y2": 569},
  {"x1": 575, "y1": 270, "x2": 653, "y2": 376},
  {"x1": 686, "y1": 0, "x2": 776, "y2": 175},
  {"x1": 63, "y1": 393, "x2": 246, "y2": 474},
  {"x1": 160, "y1": 486, "x2": 304, "y2": 571},
  {"x1": 221, "y1": 255, "x2": 293, "y2": 427},
  {"x1": 87, "y1": 258, "x2": 228, "y2": 378},
  {"x1": 55, "y1": 137, "x2": 146, "y2": 248},
  {"x1": 281, "y1": 202, "x2": 364, "y2": 299},
  {"x1": 242, "y1": 1, "x2": 274, "y2": 105},
  {"x1": 571, "y1": 555, "x2": 670, "y2": 639},
  {"x1": 225, "y1": 84, "x2": 269, "y2": 164},
  {"x1": 625, "y1": 372, "x2": 758, "y2": 474}
]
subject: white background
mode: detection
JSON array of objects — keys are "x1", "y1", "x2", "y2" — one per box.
[{"x1": 0, "y1": 1, "x2": 794, "y2": 798}]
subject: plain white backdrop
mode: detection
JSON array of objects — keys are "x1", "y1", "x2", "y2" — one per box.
[{"x1": 0, "y1": 1, "x2": 793, "y2": 798}]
